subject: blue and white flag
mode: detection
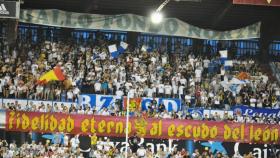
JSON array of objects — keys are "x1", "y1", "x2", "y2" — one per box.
[
  {"x1": 224, "y1": 60, "x2": 233, "y2": 66},
  {"x1": 219, "y1": 50, "x2": 228, "y2": 64},
  {"x1": 220, "y1": 78, "x2": 248, "y2": 95},
  {"x1": 141, "y1": 45, "x2": 153, "y2": 53},
  {"x1": 108, "y1": 44, "x2": 119, "y2": 59},
  {"x1": 219, "y1": 50, "x2": 228, "y2": 58},
  {"x1": 118, "y1": 41, "x2": 128, "y2": 54},
  {"x1": 224, "y1": 60, "x2": 233, "y2": 70}
]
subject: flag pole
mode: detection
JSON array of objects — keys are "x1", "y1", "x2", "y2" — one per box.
[{"x1": 125, "y1": 92, "x2": 130, "y2": 158}]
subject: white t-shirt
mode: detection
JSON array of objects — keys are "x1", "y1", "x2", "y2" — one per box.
[
  {"x1": 151, "y1": 57, "x2": 156, "y2": 64},
  {"x1": 179, "y1": 86, "x2": 184, "y2": 95},
  {"x1": 97, "y1": 141, "x2": 103, "y2": 150},
  {"x1": 73, "y1": 88, "x2": 80, "y2": 95},
  {"x1": 64, "y1": 135, "x2": 69, "y2": 146},
  {"x1": 221, "y1": 69, "x2": 225, "y2": 75},
  {"x1": 172, "y1": 85, "x2": 178, "y2": 94},
  {"x1": 147, "y1": 88, "x2": 153, "y2": 97},
  {"x1": 164, "y1": 85, "x2": 172, "y2": 95},
  {"x1": 125, "y1": 82, "x2": 132, "y2": 90},
  {"x1": 195, "y1": 69, "x2": 202, "y2": 78},
  {"x1": 103, "y1": 142, "x2": 113, "y2": 152},
  {"x1": 137, "y1": 148, "x2": 146, "y2": 157},
  {"x1": 116, "y1": 90, "x2": 124, "y2": 99},
  {"x1": 94, "y1": 82, "x2": 101, "y2": 91},
  {"x1": 101, "y1": 110, "x2": 110, "y2": 116},
  {"x1": 77, "y1": 109, "x2": 84, "y2": 114},
  {"x1": 9, "y1": 85, "x2": 16, "y2": 94},
  {"x1": 70, "y1": 137, "x2": 80, "y2": 148},
  {"x1": 250, "y1": 98, "x2": 256, "y2": 106},
  {"x1": 158, "y1": 84, "x2": 165, "y2": 93},
  {"x1": 162, "y1": 56, "x2": 167, "y2": 65},
  {"x1": 162, "y1": 112, "x2": 171, "y2": 119},
  {"x1": 67, "y1": 91, "x2": 73, "y2": 99},
  {"x1": 203, "y1": 59, "x2": 210, "y2": 68},
  {"x1": 180, "y1": 78, "x2": 187, "y2": 85}
]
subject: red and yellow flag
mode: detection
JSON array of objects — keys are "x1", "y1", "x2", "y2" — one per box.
[
  {"x1": 123, "y1": 97, "x2": 142, "y2": 112},
  {"x1": 37, "y1": 66, "x2": 65, "y2": 84}
]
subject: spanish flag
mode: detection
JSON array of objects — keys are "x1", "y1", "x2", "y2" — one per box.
[{"x1": 37, "y1": 66, "x2": 65, "y2": 84}]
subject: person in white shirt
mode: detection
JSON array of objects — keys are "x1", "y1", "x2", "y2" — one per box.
[
  {"x1": 115, "y1": 88, "x2": 124, "y2": 99},
  {"x1": 73, "y1": 87, "x2": 80, "y2": 101},
  {"x1": 136, "y1": 145, "x2": 146, "y2": 158},
  {"x1": 179, "y1": 84, "x2": 185, "y2": 100},
  {"x1": 161, "y1": 110, "x2": 171, "y2": 119},
  {"x1": 179, "y1": 77, "x2": 187, "y2": 86},
  {"x1": 172, "y1": 84, "x2": 178, "y2": 98},
  {"x1": 146, "y1": 86, "x2": 154, "y2": 98},
  {"x1": 158, "y1": 83, "x2": 165, "y2": 98},
  {"x1": 195, "y1": 68, "x2": 202, "y2": 83},
  {"x1": 67, "y1": 90, "x2": 74, "y2": 102},
  {"x1": 77, "y1": 106, "x2": 84, "y2": 114},
  {"x1": 125, "y1": 81, "x2": 133, "y2": 94},
  {"x1": 8, "y1": 84, "x2": 16, "y2": 98},
  {"x1": 161, "y1": 55, "x2": 168, "y2": 65},
  {"x1": 103, "y1": 138, "x2": 113, "y2": 152},
  {"x1": 96, "y1": 138, "x2": 103, "y2": 151},
  {"x1": 164, "y1": 83, "x2": 172, "y2": 98},
  {"x1": 63, "y1": 134, "x2": 69, "y2": 147},
  {"x1": 70, "y1": 135, "x2": 80, "y2": 151},
  {"x1": 101, "y1": 108, "x2": 110, "y2": 116},
  {"x1": 94, "y1": 80, "x2": 102, "y2": 94}
]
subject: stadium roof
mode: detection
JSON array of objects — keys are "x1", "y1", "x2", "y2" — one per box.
[{"x1": 20, "y1": 0, "x2": 280, "y2": 31}]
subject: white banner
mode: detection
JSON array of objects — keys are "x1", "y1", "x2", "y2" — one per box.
[{"x1": 19, "y1": 9, "x2": 261, "y2": 40}]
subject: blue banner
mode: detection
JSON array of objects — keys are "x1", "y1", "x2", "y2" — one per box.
[
  {"x1": 141, "y1": 97, "x2": 181, "y2": 112},
  {"x1": 78, "y1": 95, "x2": 181, "y2": 112},
  {"x1": 186, "y1": 108, "x2": 204, "y2": 118},
  {"x1": 78, "y1": 94, "x2": 117, "y2": 111},
  {"x1": 232, "y1": 105, "x2": 280, "y2": 118}
]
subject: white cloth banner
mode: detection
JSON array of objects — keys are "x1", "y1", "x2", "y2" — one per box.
[{"x1": 19, "y1": 9, "x2": 261, "y2": 40}]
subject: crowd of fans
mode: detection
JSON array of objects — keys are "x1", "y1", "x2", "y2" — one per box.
[
  {"x1": 0, "y1": 134, "x2": 263, "y2": 158},
  {"x1": 0, "y1": 35, "x2": 280, "y2": 126},
  {"x1": 0, "y1": 36, "x2": 280, "y2": 110}
]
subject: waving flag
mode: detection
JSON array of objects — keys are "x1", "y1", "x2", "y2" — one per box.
[
  {"x1": 123, "y1": 97, "x2": 142, "y2": 112},
  {"x1": 141, "y1": 45, "x2": 153, "y2": 53},
  {"x1": 108, "y1": 44, "x2": 119, "y2": 59},
  {"x1": 224, "y1": 60, "x2": 233, "y2": 70},
  {"x1": 219, "y1": 50, "x2": 228, "y2": 58},
  {"x1": 118, "y1": 41, "x2": 128, "y2": 54},
  {"x1": 37, "y1": 66, "x2": 65, "y2": 84},
  {"x1": 219, "y1": 50, "x2": 228, "y2": 64}
]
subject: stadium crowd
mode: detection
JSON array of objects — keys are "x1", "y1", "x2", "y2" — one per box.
[
  {"x1": 0, "y1": 134, "x2": 260, "y2": 158},
  {"x1": 0, "y1": 37, "x2": 279, "y2": 110},
  {"x1": 0, "y1": 34, "x2": 279, "y2": 158},
  {"x1": 0, "y1": 36, "x2": 279, "y2": 124}
]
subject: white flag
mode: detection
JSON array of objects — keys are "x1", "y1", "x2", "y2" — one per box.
[
  {"x1": 225, "y1": 60, "x2": 233, "y2": 66},
  {"x1": 120, "y1": 41, "x2": 128, "y2": 50},
  {"x1": 219, "y1": 50, "x2": 228, "y2": 58},
  {"x1": 108, "y1": 44, "x2": 117, "y2": 53}
]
